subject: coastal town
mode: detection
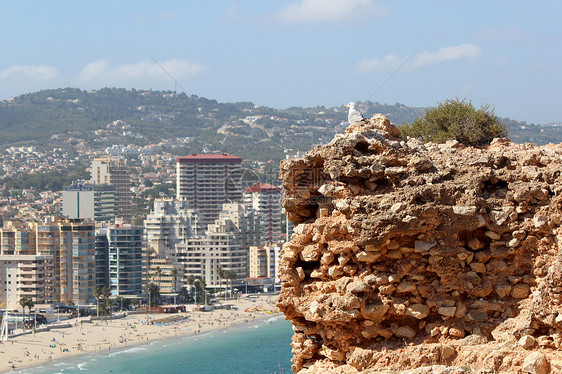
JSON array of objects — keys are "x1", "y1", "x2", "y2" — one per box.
[
  {"x1": 0, "y1": 145, "x2": 290, "y2": 306},
  {"x1": 0, "y1": 122, "x2": 293, "y2": 371},
  {"x1": 0, "y1": 88, "x2": 359, "y2": 373}
]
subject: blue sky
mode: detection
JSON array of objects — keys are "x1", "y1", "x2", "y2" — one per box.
[{"x1": 1, "y1": 0, "x2": 560, "y2": 124}]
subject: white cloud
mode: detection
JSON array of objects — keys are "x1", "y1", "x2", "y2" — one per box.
[
  {"x1": 0, "y1": 64, "x2": 59, "y2": 80},
  {"x1": 413, "y1": 44, "x2": 481, "y2": 68},
  {"x1": 78, "y1": 59, "x2": 208, "y2": 85},
  {"x1": 274, "y1": 0, "x2": 386, "y2": 23},
  {"x1": 355, "y1": 44, "x2": 482, "y2": 73},
  {"x1": 0, "y1": 59, "x2": 208, "y2": 99},
  {"x1": 355, "y1": 54, "x2": 400, "y2": 74}
]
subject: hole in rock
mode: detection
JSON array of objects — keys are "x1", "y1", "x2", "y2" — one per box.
[
  {"x1": 481, "y1": 178, "x2": 508, "y2": 193},
  {"x1": 294, "y1": 258, "x2": 321, "y2": 277},
  {"x1": 354, "y1": 140, "x2": 371, "y2": 153},
  {"x1": 374, "y1": 178, "x2": 392, "y2": 193}
]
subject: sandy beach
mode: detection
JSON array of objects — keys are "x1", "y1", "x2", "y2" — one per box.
[{"x1": 0, "y1": 295, "x2": 281, "y2": 373}]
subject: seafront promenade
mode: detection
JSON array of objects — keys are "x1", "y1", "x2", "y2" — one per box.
[{"x1": 0, "y1": 295, "x2": 280, "y2": 373}]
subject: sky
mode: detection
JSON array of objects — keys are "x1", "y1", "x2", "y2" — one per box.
[{"x1": 1, "y1": 0, "x2": 561, "y2": 124}]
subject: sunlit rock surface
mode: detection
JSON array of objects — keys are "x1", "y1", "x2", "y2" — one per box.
[{"x1": 278, "y1": 114, "x2": 562, "y2": 373}]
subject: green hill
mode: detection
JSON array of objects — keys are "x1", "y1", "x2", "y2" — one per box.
[{"x1": 0, "y1": 88, "x2": 558, "y2": 162}]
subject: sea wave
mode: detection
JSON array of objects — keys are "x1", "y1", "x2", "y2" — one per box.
[
  {"x1": 266, "y1": 315, "x2": 284, "y2": 323},
  {"x1": 106, "y1": 346, "x2": 147, "y2": 358},
  {"x1": 77, "y1": 361, "x2": 88, "y2": 370}
]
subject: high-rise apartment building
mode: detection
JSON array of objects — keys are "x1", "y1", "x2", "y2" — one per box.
[
  {"x1": 62, "y1": 182, "x2": 117, "y2": 223},
  {"x1": 1, "y1": 218, "x2": 95, "y2": 305},
  {"x1": 176, "y1": 154, "x2": 242, "y2": 230},
  {"x1": 1, "y1": 221, "x2": 55, "y2": 307},
  {"x1": 243, "y1": 183, "x2": 282, "y2": 246},
  {"x1": 32, "y1": 218, "x2": 95, "y2": 305},
  {"x1": 144, "y1": 199, "x2": 198, "y2": 299},
  {"x1": 144, "y1": 198, "x2": 202, "y2": 260},
  {"x1": 97, "y1": 223, "x2": 145, "y2": 297},
  {"x1": 94, "y1": 232, "x2": 109, "y2": 288},
  {"x1": 0, "y1": 221, "x2": 35, "y2": 256},
  {"x1": 91, "y1": 157, "x2": 132, "y2": 221},
  {"x1": 176, "y1": 203, "x2": 248, "y2": 289},
  {"x1": 0, "y1": 255, "x2": 54, "y2": 309}
]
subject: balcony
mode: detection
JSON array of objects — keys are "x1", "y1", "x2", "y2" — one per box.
[
  {"x1": 20, "y1": 290, "x2": 40, "y2": 297},
  {"x1": 19, "y1": 276, "x2": 41, "y2": 282}
]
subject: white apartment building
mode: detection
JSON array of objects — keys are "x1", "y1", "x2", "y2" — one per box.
[
  {"x1": 176, "y1": 203, "x2": 248, "y2": 289},
  {"x1": 243, "y1": 183, "x2": 282, "y2": 246},
  {"x1": 144, "y1": 198, "x2": 202, "y2": 260},
  {"x1": 61, "y1": 182, "x2": 117, "y2": 223},
  {"x1": 0, "y1": 255, "x2": 54, "y2": 309}
]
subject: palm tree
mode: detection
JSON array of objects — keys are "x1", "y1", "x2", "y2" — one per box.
[
  {"x1": 155, "y1": 266, "x2": 163, "y2": 289},
  {"x1": 93, "y1": 286, "x2": 102, "y2": 317},
  {"x1": 217, "y1": 267, "x2": 225, "y2": 301},
  {"x1": 199, "y1": 279, "x2": 207, "y2": 305},
  {"x1": 25, "y1": 298, "x2": 34, "y2": 320},
  {"x1": 186, "y1": 275, "x2": 195, "y2": 303},
  {"x1": 101, "y1": 286, "x2": 111, "y2": 315},
  {"x1": 178, "y1": 287, "x2": 189, "y2": 303},
  {"x1": 115, "y1": 296, "x2": 124, "y2": 311},
  {"x1": 147, "y1": 283, "x2": 160, "y2": 307},
  {"x1": 193, "y1": 278, "x2": 207, "y2": 305},
  {"x1": 170, "y1": 268, "x2": 179, "y2": 304},
  {"x1": 19, "y1": 297, "x2": 27, "y2": 329},
  {"x1": 19, "y1": 297, "x2": 33, "y2": 329},
  {"x1": 226, "y1": 271, "x2": 237, "y2": 299},
  {"x1": 193, "y1": 279, "x2": 200, "y2": 304}
]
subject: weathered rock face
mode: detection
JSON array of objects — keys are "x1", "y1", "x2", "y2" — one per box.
[{"x1": 277, "y1": 115, "x2": 562, "y2": 373}]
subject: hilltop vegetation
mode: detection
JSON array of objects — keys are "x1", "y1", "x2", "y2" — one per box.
[{"x1": 400, "y1": 99, "x2": 507, "y2": 146}]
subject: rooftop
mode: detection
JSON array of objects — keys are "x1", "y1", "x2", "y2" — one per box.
[
  {"x1": 176, "y1": 153, "x2": 242, "y2": 164},
  {"x1": 245, "y1": 182, "x2": 281, "y2": 193}
]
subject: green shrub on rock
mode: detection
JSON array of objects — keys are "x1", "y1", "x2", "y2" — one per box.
[{"x1": 399, "y1": 98, "x2": 507, "y2": 146}]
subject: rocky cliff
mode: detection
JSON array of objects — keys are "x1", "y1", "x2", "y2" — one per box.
[{"x1": 277, "y1": 114, "x2": 562, "y2": 373}]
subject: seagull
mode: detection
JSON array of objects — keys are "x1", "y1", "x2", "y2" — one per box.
[{"x1": 344, "y1": 102, "x2": 365, "y2": 124}]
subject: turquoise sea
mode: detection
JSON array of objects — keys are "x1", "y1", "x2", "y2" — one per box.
[{"x1": 14, "y1": 316, "x2": 293, "y2": 374}]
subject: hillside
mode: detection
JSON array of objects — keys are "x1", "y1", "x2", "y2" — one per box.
[{"x1": 1, "y1": 88, "x2": 557, "y2": 163}]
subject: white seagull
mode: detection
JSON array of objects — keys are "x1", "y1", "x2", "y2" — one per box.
[{"x1": 344, "y1": 102, "x2": 365, "y2": 124}]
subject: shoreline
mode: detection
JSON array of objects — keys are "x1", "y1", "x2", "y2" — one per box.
[{"x1": 0, "y1": 295, "x2": 282, "y2": 373}]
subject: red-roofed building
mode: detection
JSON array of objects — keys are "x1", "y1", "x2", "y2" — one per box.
[
  {"x1": 244, "y1": 183, "x2": 281, "y2": 193},
  {"x1": 244, "y1": 182, "x2": 282, "y2": 245},
  {"x1": 176, "y1": 153, "x2": 243, "y2": 229}
]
